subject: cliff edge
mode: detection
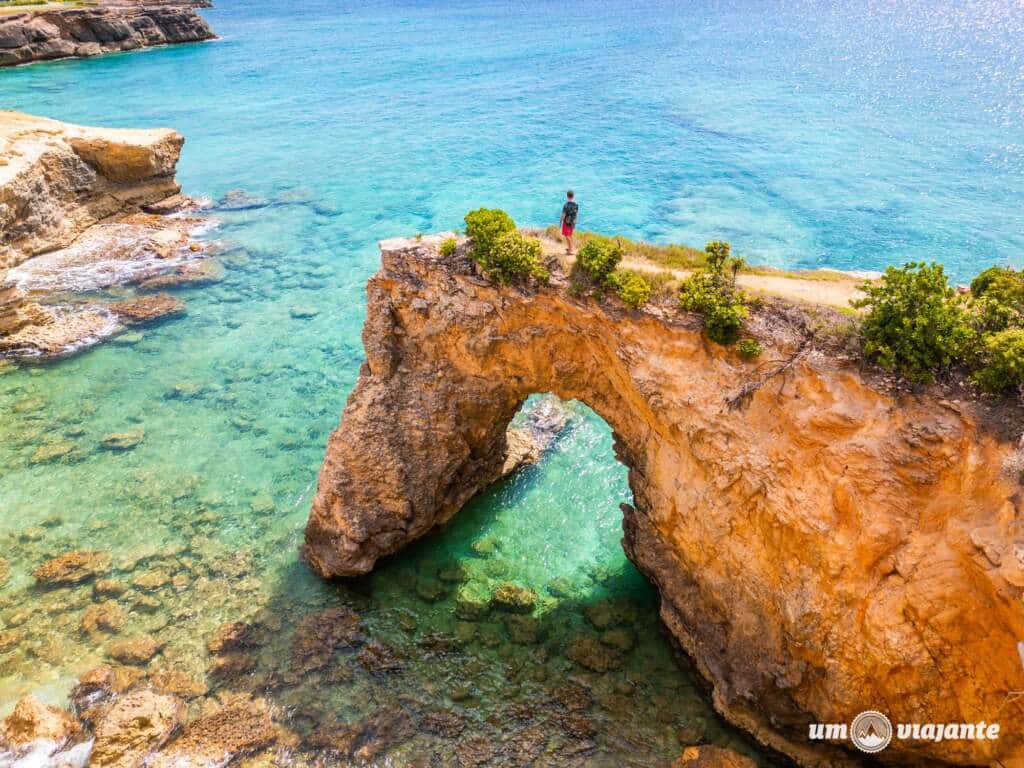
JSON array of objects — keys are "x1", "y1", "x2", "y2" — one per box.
[
  {"x1": 305, "y1": 234, "x2": 1024, "y2": 767},
  {"x1": 0, "y1": 0, "x2": 215, "y2": 67}
]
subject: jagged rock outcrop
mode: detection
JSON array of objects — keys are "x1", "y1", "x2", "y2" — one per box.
[
  {"x1": 0, "y1": 111, "x2": 209, "y2": 357},
  {"x1": 305, "y1": 234, "x2": 1024, "y2": 767},
  {"x1": 0, "y1": 0, "x2": 215, "y2": 68}
]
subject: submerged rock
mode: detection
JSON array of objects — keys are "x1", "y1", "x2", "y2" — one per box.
[
  {"x1": 566, "y1": 635, "x2": 620, "y2": 673},
  {"x1": 34, "y1": 550, "x2": 111, "y2": 585},
  {"x1": 106, "y1": 634, "x2": 162, "y2": 666},
  {"x1": 108, "y1": 294, "x2": 185, "y2": 325},
  {"x1": 490, "y1": 582, "x2": 536, "y2": 614},
  {"x1": 90, "y1": 690, "x2": 184, "y2": 768},
  {"x1": 82, "y1": 600, "x2": 127, "y2": 639},
  {"x1": 101, "y1": 429, "x2": 145, "y2": 451},
  {"x1": 290, "y1": 606, "x2": 364, "y2": 676},
  {"x1": 673, "y1": 745, "x2": 758, "y2": 768},
  {"x1": 148, "y1": 696, "x2": 275, "y2": 768}
]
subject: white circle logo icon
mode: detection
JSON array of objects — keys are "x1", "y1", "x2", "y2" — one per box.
[{"x1": 850, "y1": 711, "x2": 893, "y2": 753}]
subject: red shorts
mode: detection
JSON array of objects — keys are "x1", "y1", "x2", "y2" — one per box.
[{"x1": 561, "y1": 223, "x2": 574, "y2": 237}]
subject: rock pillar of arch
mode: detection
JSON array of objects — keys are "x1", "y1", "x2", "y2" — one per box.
[{"x1": 305, "y1": 235, "x2": 1024, "y2": 767}]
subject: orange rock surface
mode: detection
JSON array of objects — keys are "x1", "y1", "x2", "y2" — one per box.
[{"x1": 304, "y1": 235, "x2": 1024, "y2": 766}]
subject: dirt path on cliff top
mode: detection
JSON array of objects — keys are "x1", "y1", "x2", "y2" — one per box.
[{"x1": 538, "y1": 236, "x2": 865, "y2": 310}]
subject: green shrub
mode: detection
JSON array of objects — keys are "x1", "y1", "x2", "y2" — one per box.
[
  {"x1": 479, "y1": 231, "x2": 549, "y2": 284},
  {"x1": 439, "y1": 237, "x2": 457, "y2": 257},
  {"x1": 969, "y1": 266, "x2": 1024, "y2": 332},
  {"x1": 852, "y1": 262, "x2": 974, "y2": 383},
  {"x1": 610, "y1": 270, "x2": 652, "y2": 309},
  {"x1": 971, "y1": 329, "x2": 1024, "y2": 393},
  {"x1": 578, "y1": 238, "x2": 624, "y2": 284},
  {"x1": 678, "y1": 241, "x2": 749, "y2": 345},
  {"x1": 736, "y1": 338, "x2": 762, "y2": 359},
  {"x1": 464, "y1": 208, "x2": 515, "y2": 262}
]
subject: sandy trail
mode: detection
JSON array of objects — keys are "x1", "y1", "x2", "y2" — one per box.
[{"x1": 538, "y1": 235, "x2": 864, "y2": 310}]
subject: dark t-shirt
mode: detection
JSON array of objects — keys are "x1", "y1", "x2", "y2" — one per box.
[{"x1": 562, "y1": 200, "x2": 578, "y2": 227}]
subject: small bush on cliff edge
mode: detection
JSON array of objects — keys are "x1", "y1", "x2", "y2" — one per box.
[
  {"x1": 609, "y1": 269, "x2": 652, "y2": 309},
  {"x1": 463, "y1": 208, "x2": 547, "y2": 284},
  {"x1": 484, "y1": 231, "x2": 549, "y2": 285},
  {"x1": 578, "y1": 237, "x2": 624, "y2": 284},
  {"x1": 972, "y1": 329, "x2": 1024, "y2": 393},
  {"x1": 678, "y1": 241, "x2": 749, "y2": 345},
  {"x1": 852, "y1": 262, "x2": 973, "y2": 384},
  {"x1": 439, "y1": 237, "x2": 457, "y2": 257},
  {"x1": 464, "y1": 208, "x2": 515, "y2": 262}
]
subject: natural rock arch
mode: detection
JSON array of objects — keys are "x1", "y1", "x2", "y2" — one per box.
[{"x1": 305, "y1": 235, "x2": 1024, "y2": 767}]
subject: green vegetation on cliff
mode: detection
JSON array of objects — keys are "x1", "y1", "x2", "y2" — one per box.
[{"x1": 464, "y1": 208, "x2": 548, "y2": 284}]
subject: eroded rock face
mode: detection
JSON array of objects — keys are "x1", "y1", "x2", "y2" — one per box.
[
  {"x1": 304, "y1": 235, "x2": 1024, "y2": 767},
  {"x1": 0, "y1": 111, "x2": 184, "y2": 269},
  {"x1": 0, "y1": 1, "x2": 215, "y2": 68}
]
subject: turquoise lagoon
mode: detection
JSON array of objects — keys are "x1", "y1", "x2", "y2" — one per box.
[{"x1": 2, "y1": 0, "x2": 1024, "y2": 764}]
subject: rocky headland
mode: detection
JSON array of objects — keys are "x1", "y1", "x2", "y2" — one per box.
[
  {"x1": 305, "y1": 233, "x2": 1024, "y2": 766},
  {"x1": 0, "y1": 0, "x2": 215, "y2": 68},
  {"x1": 0, "y1": 110, "x2": 214, "y2": 358}
]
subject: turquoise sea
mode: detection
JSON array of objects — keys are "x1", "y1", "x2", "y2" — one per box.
[{"x1": 1, "y1": 0, "x2": 1023, "y2": 765}]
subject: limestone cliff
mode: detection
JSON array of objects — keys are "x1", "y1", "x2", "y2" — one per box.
[
  {"x1": 0, "y1": 111, "x2": 208, "y2": 356},
  {"x1": 305, "y1": 234, "x2": 1024, "y2": 767},
  {"x1": 0, "y1": 0, "x2": 215, "y2": 68}
]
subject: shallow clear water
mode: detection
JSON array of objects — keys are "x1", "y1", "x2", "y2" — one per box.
[{"x1": 1, "y1": 0, "x2": 1023, "y2": 764}]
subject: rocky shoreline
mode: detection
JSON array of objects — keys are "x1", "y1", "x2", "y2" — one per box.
[
  {"x1": 0, "y1": 0, "x2": 215, "y2": 68},
  {"x1": 0, "y1": 111, "x2": 216, "y2": 358},
  {"x1": 305, "y1": 234, "x2": 1024, "y2": 767}
]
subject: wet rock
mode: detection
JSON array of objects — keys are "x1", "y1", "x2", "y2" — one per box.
[
  {"x1": 673, "y1": 745, "x2": 758, "y2": 768},
  {"x1": 108, "y1": 294, "x2": 185, "y2": 325},
  {"x1": 546, "y1": 576, "x2": 574, "y2": 598},
  {"x1": 566, "y1": 635, "x2": 621, "y2": 673},
  {"x1": 0, "y1": 558, "x2": 8, "y2": 586},
  {"x1": 470, "y1": 535, "x2": 499, "y2": 557},
  {"x1": 420, "y1": 709, "x2": 465, "y2": 738},
  {"x1": 454, "y1": 735, "x2": 498, "y2": 767},
  {"x1": 600, "y1": 627, "x2": 636, "y2": 653},
  {"x1": 437, "y1": 560, "x2": 468, "y2": 583},
  {"x1": 553, "y1": 682, "x2": 592, "y2": 711},
  {"x1": 148, "y1": 695, "x2": 275, "y2": 768},
  {"x1": 30, "y1": 438, "x2": 78, "y2": 464},
  {"x1": 82, "y1": 600, "x2": 127, "y2": 639},
  {"x1": 305, "y1": 706, "x2": 412, "y2": 762},
  {"x1": 208, "y1": 620, "x2": 259, "y2": 655},
  {"x1": 291, "y1": 606, "x2": 364, "y2": 675},
  {"x1": 355, "y1": 640, "x2": 402, "y2": 675},
  {"x1": 138, "y1": 259, "x2": 223, "y2": 291},
  {"x1": 34, "y1": 550, "x2": 111, "y2": 585},
  {"x1": 132, "y1": 569, "x2": 170, "y2": 591},
  {"x1": 289, "y1": 306, "x2": 320, "y2": 319},
  {"x1": 208, "y1": 652, "x2": 255, "y2": 681},
  {"x1": 0, "y1": 695, "x2": 79, "y2": 748},
  {"x1": 415, "y1": 575, "x2": 446, "y2": 602},
  {"x1": 0, "y1": 629, "x2": 25, "y2": 651},
  {"x1": 101, "y1": 428, "x2": 145, "y2": 450},
  {"x1": 106, "y1": 634, "x2": 162, "y2": 666},
  {"x1": 112, "y1": 331, "x2": 145, "y2": 346},
  {"x1": 509, "y1": 724, "x2": 549, "y2": 765},
  {"x1": 19, "y1": 526, "x2": 45, "y2": 542},
  {"x1": 218, "y1": 189, "x2": 268, "y2": 211},
  {"x1": 133, "y1": 594, "x2": 161, "y2": 613},
  {"x1": 676, "y1": 719, "x2": 708, "y2": 745},
  {"x1": 504, "y1": 614, "x2": 542, "y2": 645},
  {"x1": 454, "y1": 583, "x2": 491, "y2": 620},
  {"x1": 490, "y1": 582, "x2": 536, "y2": 613},
  {"x1": 453, "y1": 621, "x2": 476, "y2": 646},
  {"x1": 95, "y1": 579, "x2": 127, "y2": 597},
  {"x1": 560, "y1": 713, "x2": 598, "y2": 740},
  {"x1": 70, "y1": 665, "x2": 144, "y2": 719},
  {"x1": 583, "y1": 598, "x2": 637, "y2": 630},
  {"x1": 149, "y1": 669, "x2": 207, "y2": 700},
  {"x1": 90, "y1": 690, "x2": 185, "y2": 768}
]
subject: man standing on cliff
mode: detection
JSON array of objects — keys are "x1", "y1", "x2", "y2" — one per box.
[{"x1": 560, "y1": 190, "x2": 578, "y2": 256}]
